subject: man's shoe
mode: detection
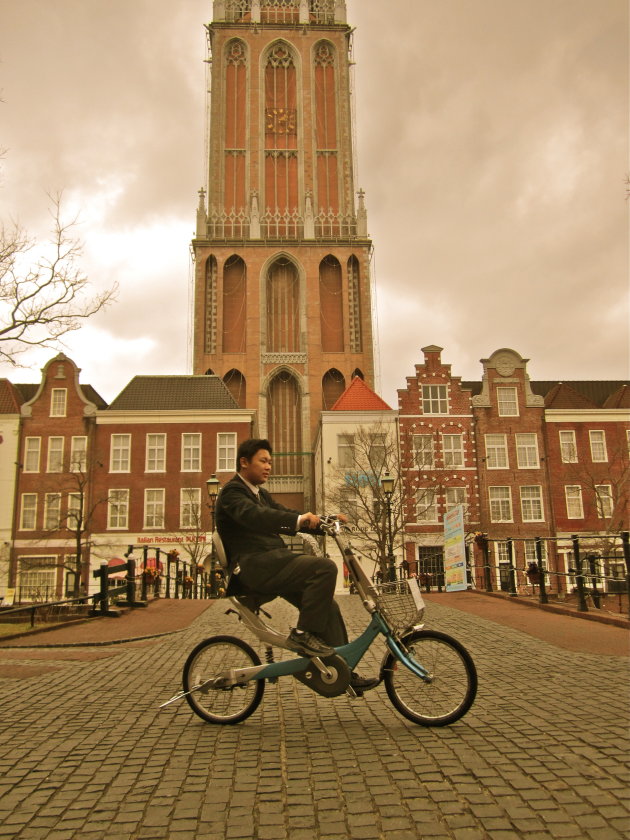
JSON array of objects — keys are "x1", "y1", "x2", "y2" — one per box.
[
  {"x1": 287, "y1": 628, "x2": 334, "y2": 658},
  {"x1": 350, "y1": 672, "x2": 380, "y2": 694}
]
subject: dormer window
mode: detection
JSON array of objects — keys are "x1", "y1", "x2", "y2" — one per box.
[{"x1": 50, "y1": 388, "x2": 67, "y2": 417}]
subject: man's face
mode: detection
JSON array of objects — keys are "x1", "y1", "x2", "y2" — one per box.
[{"x1": 240, "y1": 449, "x2": 272, "y2": 486}]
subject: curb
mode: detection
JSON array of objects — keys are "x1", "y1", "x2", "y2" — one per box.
[{"x1": 464, "y1": 589, "x2": 630, "y2": 629}]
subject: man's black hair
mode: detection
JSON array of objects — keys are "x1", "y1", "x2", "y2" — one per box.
[{"x1": 236, "y1": 438, "x2": 272, "y2": 472}]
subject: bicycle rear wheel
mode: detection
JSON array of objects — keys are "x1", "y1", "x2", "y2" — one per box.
[
  {"x1": 182, "y1": 635, "x2": 265, "y2": 725},
  {"x1": 383, "y1": 629, "x2": 477, "y2": 726}
]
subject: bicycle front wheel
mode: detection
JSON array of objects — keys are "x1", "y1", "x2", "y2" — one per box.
[
  {"x1": 182, "y1": 635, "x2": 265, "y2": 725},
  {"x1": 383, "y1": 629, "x2": 477, "y2": 727}
]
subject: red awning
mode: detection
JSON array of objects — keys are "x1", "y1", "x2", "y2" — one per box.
[{"x1": 107, "y1": 557, "x2": 127, "y2": 579}]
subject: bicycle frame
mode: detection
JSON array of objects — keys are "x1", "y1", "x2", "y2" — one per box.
[{"x1": 198, "y1": 517, "x2": 430, "y2": 690}]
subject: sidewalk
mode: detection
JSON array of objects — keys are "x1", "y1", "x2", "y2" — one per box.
[
  {"x1": 422, "y1": 590, "x2": 629, "y2": 657},
  {"x1": 1, "y1": 590, "x2": 627, "y2": 657}
]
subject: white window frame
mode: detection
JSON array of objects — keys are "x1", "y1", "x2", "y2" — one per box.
[
  {"x1": 20, "y1": 493, "x2": 38, "y2": 530},
  {"x1": 520, "y1": 485, "x2": 544, "y2": 522},
  {"x1": 47, "y1": 437, "x2": 64, "y2": 473},
  {"x1": 416, "y1": 488, "x2": 438, "y2": 523},
  {"x1": 595, "y1": 485, "x2": 613, "y2": 519},
  {"x1": 182, "y1": 433, "x2": 202, "y2": 472},
  {"x1": 412, "y1": 434, "x2": 434, "y2": 469},
  {"x1": 144, "y1": 488, "x2": 165, "y2": 529},
  {"x1": 369, "y1": 433, "x2": 387, "y2": 472},
  {"x1": 108, "y1": 489, "x2": 129, "y2": 530},
  {"x1": 110, "y1": 434, "x2": 131, "y2": 473},
  {"x1": 44, "y1": 493, "x2": 62, "y2": 530},
  {"x1": 146, "y1": 433, "x2": 166, "y2": 473},
  {"x1": 524, "y1": 539, "x2": 548, "y2": 564},
  {"x1": 18, "y1": 557, "x2": 57, "y2": 601},
  {"x1": 70, "y1": 436, "x2": 88, "y2": 472},
  {"x1": 422, "y1": 385, "x2": 448, "y2": 415},
  {"x1": 485, "y1": 434, "x2": 508, "y2": 469},
  {"x1": 516, "y1": 433, "x2": 539, "y2": 469},
  {"x1": 445, "y1": 486, "x2": 467, "y2": 514},
  {"x1": 180, "y1": 488, "x2": 202, "y2": 529},
  {"x1": 442, "y1": 434, "x2": 464, "y2": 468},
  {"x1": 559, "y1": 430, "x2": 578, "y2": 463},
  {"x1": 337, "y1": 434, "x2": 355, "y2": 468},
  {"x1": 497, "y1": 387, "x2": 518, "y2": 416},
  {"x1": 217, "y1": 433, "x2": 237, "y2": 472},
  {"x1": 589, "y1": 430, "x2": 607, "y2": 463},
  {"x1": 23, "y1": 437, "x2": 41, "y2": 472},
  {"x1": 50, "y1": 388, "x2": 67, "y2": 417},
  {"x1": 565, "y1": 485, "x2": 584, "y2": 519},
  {"x1": 489, "y1": 486, "x2": 513, "y2": 522},
  {"x1": 67, "y1": 492, "x2": 82, "y2": 529}
]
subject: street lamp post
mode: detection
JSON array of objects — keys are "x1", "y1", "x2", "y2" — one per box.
[
  {"x1": 206, "y1": 474, "x2": 220, "y2": 596},
  {"x1": 381, "y1": 472, "x2": 397, "y2": 583}
]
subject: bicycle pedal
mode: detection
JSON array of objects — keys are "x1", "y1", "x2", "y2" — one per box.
[{"x1": 345, "y1": 686, "x2": 362, "y2": 699}]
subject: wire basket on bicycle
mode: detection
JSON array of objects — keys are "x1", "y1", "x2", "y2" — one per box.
[{"x1": 373, "y1": 578, "x2": 426, "y2": 634}]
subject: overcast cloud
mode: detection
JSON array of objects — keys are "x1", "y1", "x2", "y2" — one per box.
[{"x1": 1, "y1": 0, "x2": 627, "y2": 406}]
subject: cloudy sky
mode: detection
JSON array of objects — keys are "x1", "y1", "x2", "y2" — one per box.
[{"x1": 1, "y1": 0, "x2": 628, "y2": 407}]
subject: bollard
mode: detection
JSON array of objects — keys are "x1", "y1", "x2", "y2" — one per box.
[
  {"x1": 100, "y1": 561, "x2": 109, "y2": 615},
  {"x1": 507, "y1": 539, "x2": 517, "y2": 596},
  {"x1": 535, "y1": 537, "x2": 549, "y2": 604},
  {"x1": 571, "y1": 534, "x2": 588, "y2": 612}
]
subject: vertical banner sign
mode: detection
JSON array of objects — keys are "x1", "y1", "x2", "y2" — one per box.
[{"x1": 444, "y1": 505, "x2": 468, "y2": 592}]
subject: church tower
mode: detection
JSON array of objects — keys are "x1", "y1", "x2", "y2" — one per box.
[{"x1": 192, "y1": 0, "x2": 374, "y2": 505}]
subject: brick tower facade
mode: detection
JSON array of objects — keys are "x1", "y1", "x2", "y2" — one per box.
[{"x1": 191, "y1": 0, "x2": 374, "y2": 505}]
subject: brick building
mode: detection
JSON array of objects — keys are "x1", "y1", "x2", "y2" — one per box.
[
  {"x1": 11, "y1": 354, "x2": 107, "y2": 600},
  {"x1": 191, "y1": 0, "x2": 375, "y2": 508},
  {"x1": 398, "y1": 347, "x2": 629, "y2": 595},
  {"x1": 397, "y1": 346, "x2": 480, "y2": 583},
  {"x1": 7, "y1": 356, "x2": 255, "y2": 601}
]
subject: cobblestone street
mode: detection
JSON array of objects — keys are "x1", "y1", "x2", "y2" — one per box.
[{"x1": 0, "y1": 595, "x2": 628, "y2": 840}]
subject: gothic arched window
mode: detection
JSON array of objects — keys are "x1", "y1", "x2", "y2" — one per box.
[
  {"x1": 265, "y1": 257, "x2": 300, "y2": 352},
  {"x1": 322, "y1": 369, "x2": 345, "y2": 409},
  {"x1": 267, "y1": 370, "x2": 302, "y2": 476},
  {"x1": 314, "y1": 41, "x2": 338, "y2": 214},
  {"x1": 319, "y1": 255, "x2": 343, "y2": 352},
  {"x1": 222, "y1": 255, "x2": 246, "y2": 353},
  {"x1": 224, "y1": 39, "x2": 247, "y2": 213},
  {"x1": 223, "y1": 369, "x2": 246, "y2": 408},
  {"x1": 264, "y1": 42, "x2": 298, "y2": 219}
]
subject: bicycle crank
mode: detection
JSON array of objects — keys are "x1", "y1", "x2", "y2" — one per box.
[{"x1": 293, "y1": 653, "x2": 351, "y2": 697}]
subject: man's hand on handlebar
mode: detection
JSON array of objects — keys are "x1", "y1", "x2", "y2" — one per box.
[{"x1": 300, "y1": 512, "x2": 321, "y2": 530}]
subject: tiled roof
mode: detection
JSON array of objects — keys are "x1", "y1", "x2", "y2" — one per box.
[
  {"x1": 531, "y1": 381, "x2": 629, "y2": 408},
  {"x1": 543, "y1": 383, "x2": 597, "y2": 409},
  {"x1": 0, "y1": 380, "x2": 23, "y2": 413},
  {"x1": 603, "y1": 384, "x2": 630, "y2": 409},
  {"x1": 107, "y1": 375, "x2": 240, "y2": 411},
  {"x1": 330, "y1": 376, "x2": 392, "y2": 411},
  {"x1": 460, "y1": 380, "x2": 629, "y2": 408}
]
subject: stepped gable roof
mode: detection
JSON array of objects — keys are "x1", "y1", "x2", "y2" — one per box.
[
  {"x1": 14, "y1": 382, "x2": 108, "y2": 408},
  {"x1": 603, "y1": 384, "x2": 630, "y2": 409},
  {"x1": 543, "y1": 382, "x2": 597, "y2": 409},
  {"x1": 108, "y1": 375, "x2": 239, "y2": 411},
  {"x1": 0, "y1": 380, "x2": 24, "y2": 413},
  {"x1": 330, "y1": 376, "x2": 392, "y2": 411}
]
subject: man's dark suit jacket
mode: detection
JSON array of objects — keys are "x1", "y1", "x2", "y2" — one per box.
[{"x1": 215, "y1": 474, "x2": 300, "y2": 573}]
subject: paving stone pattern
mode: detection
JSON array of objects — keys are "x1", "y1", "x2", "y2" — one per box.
[{"x1": 0, "y1": 595, "x2": 628, "y2": 840}]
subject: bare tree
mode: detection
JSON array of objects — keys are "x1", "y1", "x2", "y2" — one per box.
[
  {"x1": 323, "y1": 423, "x2": 404, "y2": 580},
  {"x1": 0, "y1": 194, "x2": 117, "y2": 365}
]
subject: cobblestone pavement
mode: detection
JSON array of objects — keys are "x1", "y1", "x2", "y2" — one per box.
[{"x1": 0, "y1": 595, "x2": 628, "y2": 840}]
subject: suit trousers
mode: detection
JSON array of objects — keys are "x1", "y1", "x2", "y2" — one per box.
[{"x1": 237, "y1": 551, "x2": 348, "y2": 647}]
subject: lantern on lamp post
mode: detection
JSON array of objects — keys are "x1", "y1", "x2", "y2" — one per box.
[{"x1": 381, "y1": 472, "x2": 397, "y2": 583}]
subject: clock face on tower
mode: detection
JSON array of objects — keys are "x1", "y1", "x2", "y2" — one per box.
[{"x1": 494, "y1": 352, "x2": 517, "y2": 377}]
